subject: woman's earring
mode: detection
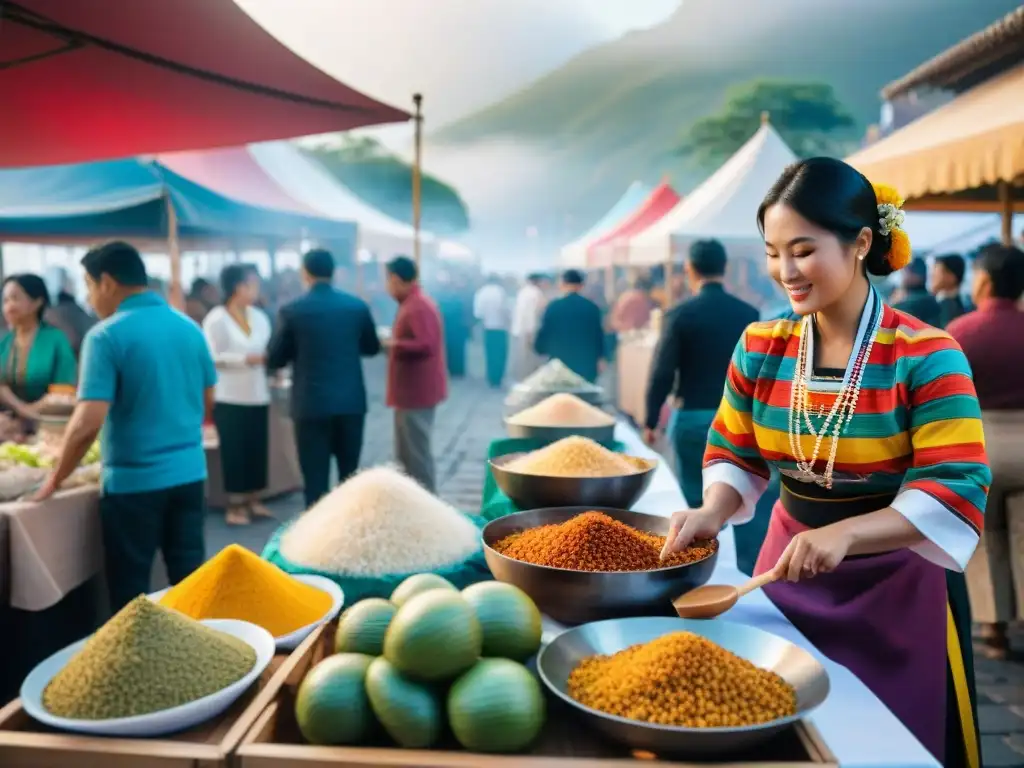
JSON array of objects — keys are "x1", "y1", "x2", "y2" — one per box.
[{"x1": 858, "y1": 252, "x2": 866, "y2": 261}]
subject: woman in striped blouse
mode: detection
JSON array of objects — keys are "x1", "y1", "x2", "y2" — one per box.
[{"x1": 662, "y1": 157, "x2": 988, "y2": 768}]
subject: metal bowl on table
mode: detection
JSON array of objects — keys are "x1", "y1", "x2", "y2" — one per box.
[
  {"x1": 482, "y1": 506, "x2": 717, "y2": 624},
  {"x1": 505, "y1": 386, "x2": 606, "y2": 412},
  {"x1": 503, "y1": 421, "x2": 616, "y2": 445},
  {"x1": 488, "y1": 453, "x2": 655, "y2": 511},
  {"x1": 537, "y1": 616, "x2": 830, "y2": 755}
]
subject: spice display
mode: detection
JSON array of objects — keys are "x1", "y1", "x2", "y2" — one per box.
[
  {"x1": 516, "y1": 359, "x2": 601, "y2": 394},
  {"x1": 507, "y1": 393, "x2": 614, "y2": 428},
  {"x1": 43, "y1": 596, "x2": 256, "y2": 720},
  {"x1": 568, "y1": 631, "x2": 797, "y2": 728},
  {"x1": 493, "y1": 511, "x2": 717, "y2": 571},
  {"x1": 160, "y1": 543, "x2": 332, "y2": 636},
  {"x1": 503, "y1": 436, "x2": 649, "y2": 478},
  {"x1": 279, "y1": 466, "x2": 480, "y2": 577}
]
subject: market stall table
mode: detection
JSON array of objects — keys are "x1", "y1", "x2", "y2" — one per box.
[
  {"x1": 204, "y1": 401, "x2": 303, "y2": 509},
  {"x1": 616, "y1": 331, "x2": 657, "y2": 426},
  {"x1": 0, "y1": 487, "x2": 107, "y2": 702}
]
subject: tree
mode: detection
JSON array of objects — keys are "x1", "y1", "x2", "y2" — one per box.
[
  {"x1": 675, "y1": 80, "x2": 856, "y2": 168},
  {"x1": 305, "y1": 135, "x2": 470, "y2": 235}
]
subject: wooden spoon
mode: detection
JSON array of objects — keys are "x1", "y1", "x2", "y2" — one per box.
[{"x1": 672, "y1": 567, "x2": 783, "y2": 620}]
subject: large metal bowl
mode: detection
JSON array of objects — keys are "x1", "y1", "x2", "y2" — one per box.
[
  {"x1": 537, "y1": 617, "x2": 830, "y2": 755},
  {"x1": 489, "y1": 453, "x2": 656, "y2": 511},
  {"x1": 503, "y1": 421, "x2": 616, "y2": 445},
  {"x1": 482, "y1": 506, "x2": 717, "y2": 624}
]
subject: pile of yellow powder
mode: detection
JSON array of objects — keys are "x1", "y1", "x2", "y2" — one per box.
[
  {"x1": 160, "y1": 544, "x2": 332, "y2": 637},
  {"x1": 507, "y1": 393, "x2": 615, "y2": 428},
  {"x1": 504, "y1": 436, "x2": 649, "y2": 478}
]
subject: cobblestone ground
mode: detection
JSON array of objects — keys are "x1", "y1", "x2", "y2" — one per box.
[{"x1": 201, "y1": 343, "x2": 1024, "y2": 767}]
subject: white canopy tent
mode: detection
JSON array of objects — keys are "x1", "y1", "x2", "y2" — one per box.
[
  {"x1": 627, "y1": 120, "x2": 798, "y2": 267},
  {"x1": 559, "y1": 181, "x2": 651, "y2": 268},
  {"x1": 249, "y1": 141, "x2": 434, "y2": 262},
  {"x1": 437, "y1": 239, "x2": 476, "y2": 263}
]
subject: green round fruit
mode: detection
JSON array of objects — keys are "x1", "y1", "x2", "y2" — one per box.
[
  {"x1": 365, "y1": 657, "x2": 443, "y2": 748},
  {"x1": 461, "y1": 582, "x2": 542, "y2": 661},
  {"x1": 335, "y1": 598, "x2": 397, "y2": 656},
  {"x1": 294, "y1": 654, "x2": 375, "y2": 745},
  {"x1": 390, "y1": 573, "x2": 457, "y2": 607},
  {"x1": 384, "y1": 590, "x2": 481, "y2": 682},
  {"x1": 447, "y1": 659, "x2": 546, "y2": 753}
]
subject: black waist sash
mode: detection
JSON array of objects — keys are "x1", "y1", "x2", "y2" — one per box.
[{"x1": 780, "y1": 478, "x2": 896, "y2": 529}]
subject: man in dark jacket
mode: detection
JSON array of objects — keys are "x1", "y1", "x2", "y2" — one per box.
[
  {"x1": 534, "y1": 269, "x2": 606, "y2": 382},
  {"x1": 267, "y1": 249, "x2": 381, "y2": 507},
  {"x1": 930, "y1": 252, "x2": 969, "y2": 328},
  {"x1": 893, "y1": 257, "x2": 941, "y2": 326},
  {"x1": 643, "y1": 239, "x2": 758, "y2": 508}
]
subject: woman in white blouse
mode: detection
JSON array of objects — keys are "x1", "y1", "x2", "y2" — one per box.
[{"x1": 203, "y1": 264, "x2": 273, "y2": 526}]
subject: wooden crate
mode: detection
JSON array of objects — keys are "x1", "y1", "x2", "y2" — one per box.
[
  {"x1": 236, "y1": 625, "x2": 839, "y2": 768},
  {"x1": 0, "y1": 620, "x2": 337, "y2": 768}
]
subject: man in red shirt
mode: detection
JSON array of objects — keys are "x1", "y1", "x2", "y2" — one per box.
[
  {"x1": 384, "y1": 257, "x2": 447, "y2": 492},
  {"x1": 947, "y1": 243, "x2": 1024, "y2": 659}
]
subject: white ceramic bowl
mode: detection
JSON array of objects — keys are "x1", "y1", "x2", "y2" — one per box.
[
  {"x1": 148, "y1": 574, "x2": 345, "y2": 651},
  {"x1": 21, "y1": 618, "x2": 275, "y2": 737}
]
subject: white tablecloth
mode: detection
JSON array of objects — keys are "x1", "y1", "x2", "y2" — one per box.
[{"x1": 613, "y1": 421, "x2": 938, "y2": 768}]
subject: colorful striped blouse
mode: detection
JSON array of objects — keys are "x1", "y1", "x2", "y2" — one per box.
[{"x1": 703, "y1": 287, "x2": 989, "y2": 572}]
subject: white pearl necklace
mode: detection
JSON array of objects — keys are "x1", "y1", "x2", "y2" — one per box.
[{"x1": 787, "y1": 311, "x2": 878, "y2": 489}]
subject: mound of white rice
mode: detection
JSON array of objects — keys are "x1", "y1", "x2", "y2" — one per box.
[{"x1": 279, "y1": 465, "x2": 481, "y2": 576}]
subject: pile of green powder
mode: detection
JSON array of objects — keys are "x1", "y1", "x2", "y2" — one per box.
[{"x1": 43, "y1": 596, "x2": 257, "y2": 719}]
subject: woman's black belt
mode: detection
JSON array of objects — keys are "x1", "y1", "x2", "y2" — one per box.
[{"x1": 780, "y1": 478, "x2": 896, "y2": 529}]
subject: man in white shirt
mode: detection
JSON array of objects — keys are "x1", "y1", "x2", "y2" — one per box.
[
  {"x1": 510, "y1": 272, "x2": 548, "y2": 383},
  {"x1": 473, "y1": 274, "x2": 509, "y2": 388}
]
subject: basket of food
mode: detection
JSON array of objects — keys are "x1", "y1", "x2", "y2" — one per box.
[
  {"x1": 489, "y1": 436, "x2": 655, "y2": 511},
  {"x1": 482, "y1": 507, "x2": 717, "y2": 624}
]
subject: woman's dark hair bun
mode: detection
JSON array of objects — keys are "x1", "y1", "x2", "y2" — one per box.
[{"x1": 757, "y1": 157, "x2": 893, "y2": 276}]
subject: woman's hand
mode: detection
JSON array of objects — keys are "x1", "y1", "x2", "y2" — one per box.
[
  {"x1": 660, "y1": 507, "x2": 726, "y2": 560},
  {"x1": 245, "y1": 352, "x2": 266, "y2": 366},
  {"x1": 775, "y1": 524, "x2": 853, "y2": 582}
]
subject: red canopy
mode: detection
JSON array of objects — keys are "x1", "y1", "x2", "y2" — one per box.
[
  {"x1": 587, "y1": 181, "x2": 681, "y2": 267},
  {"x1": 157, "y1": 146, "x2": 324, "y2": 217},
  {"x1": 0, "y1": 0, "x2": 410, "y2": 168}
]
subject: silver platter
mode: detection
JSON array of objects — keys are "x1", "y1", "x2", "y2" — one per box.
[
  {"x1": 488, "y1": 454, "x2": 655, "y2": 511},
  {"x1": 503, "y1": 421, "x2": 616, "y2": 445},
  {"x1": 537, "y1": 617, "x2": 830, "y2": 755}
]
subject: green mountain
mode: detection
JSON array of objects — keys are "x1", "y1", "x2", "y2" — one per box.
[
  {"x1": 305, "y1": 137, "x2": 470, "y2": 237},
  {"x1": 433, "y1": 0, "x2": 1019, "y2": 258}
]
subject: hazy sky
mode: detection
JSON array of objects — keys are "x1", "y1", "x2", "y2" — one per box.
[{"x1": 236, "y1": 0, "x2": 681, "y2": 128}]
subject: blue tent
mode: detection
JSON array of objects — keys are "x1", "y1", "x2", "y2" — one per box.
[
  {"x1": 560, "y1": 181, "x2": 651, "y2": 267},
  {"x1": 0, "y1": 158, "x2": 356, "y2": 248}
]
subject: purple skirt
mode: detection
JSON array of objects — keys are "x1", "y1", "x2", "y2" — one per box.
[{"x1": 755, "y1": 502, "x2": 947, "y2": 763}]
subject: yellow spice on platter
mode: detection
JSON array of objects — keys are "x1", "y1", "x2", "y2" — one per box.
[
  {"x1": 160, "y1": 544, "x2": 332, "y2": 636},
  {"x1": 507, "y1": 393, "x2": 615, "y2": 428},
  {"x1": 568, "y1": 631, "x2": 796, "y2": 728},
  {"x1": 504, "y1": 436, "x2": 647, "y2": 478}
]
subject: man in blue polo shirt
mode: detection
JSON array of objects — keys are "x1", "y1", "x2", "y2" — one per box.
[{"x1": 35, "y1": 241, "x2": 217, "y2": 611}]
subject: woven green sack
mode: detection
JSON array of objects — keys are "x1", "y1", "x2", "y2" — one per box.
[
  {"x1": 481, "y1": 436, "x2": 626, "y2": 520},
  {"x1": 261, "y1": 514, "x2": 494, "y2": 604}
]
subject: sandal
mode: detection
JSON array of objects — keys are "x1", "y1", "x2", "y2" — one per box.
[{"x1": 225, "y1": 506, "x2": 251, "y2": 526}]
